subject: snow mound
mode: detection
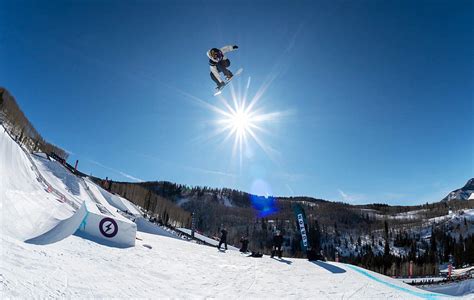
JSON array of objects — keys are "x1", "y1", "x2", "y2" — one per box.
[
  {"x1": 0, "y1": 127, "x2": 136, "y2": 247},
  {"x1": 0, "y1": 128, "x2": 74, "y2": 240},
  {"x1": 135, "y1": 217, "x2": 181, "y2": 239},
  {"x1": 93, "y1": 180, "x2": 141, "y2": 216}
]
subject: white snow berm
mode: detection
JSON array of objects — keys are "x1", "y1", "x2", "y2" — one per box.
[{"x1": 1, "y1": 127, "x2": 136, "y2": 247}]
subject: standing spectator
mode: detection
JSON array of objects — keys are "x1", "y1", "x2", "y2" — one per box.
[
  {"x1": 218, "y1": 227, "x2": 228, "y2": 250},
  {"x1": 271, "y1": 230, "x2": 283, "y2": 258},
  {"x1": 240, "y1": 235, "x2": 249, "y2": 253}
]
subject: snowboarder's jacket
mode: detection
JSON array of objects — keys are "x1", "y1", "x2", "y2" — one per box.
[
  {"x1": 207, "y1": 45, "x2": 238, "y2": 84},
  {"x1": 220, "y1": 229, "x2": 228, "y2": 241}
]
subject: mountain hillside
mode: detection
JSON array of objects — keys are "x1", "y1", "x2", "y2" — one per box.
[
  {"x1": 98, "y1": 179, "x2": 474, "y2": 277},
  {"x1": 443, "y1": 179, "x2": 474, "y2": 201},
  {"x1": 1, "y1": 125, "x2": 453, "y2": 299}
]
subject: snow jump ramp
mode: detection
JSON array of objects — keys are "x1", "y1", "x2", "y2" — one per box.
[{"x1": 26, "y1": 199, "x2": 137, "y2": 248}]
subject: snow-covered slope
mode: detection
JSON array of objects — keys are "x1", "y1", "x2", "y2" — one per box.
[
  {"x1": 2, "y1": 230, "x2": 458, "y2": 299},
  {"x1": 0, "y1": 128, "x2": 74, "y2": 240},
  {"x1": 94, "y1": 182, "x2": 141, "y2": 215},
  {"x1": 177, "y1": 227, "x2": 239, "y2": 250},
  {"x1": 0, "y1": 128, "x2": 466, "y2": 298},
  {"x1": 0, "y1": 127, "x2": 139, "y2": 247},
  {"x1": 31, "y1": 153, "x2": 85, "y2": 208},
  {"x1": 423, "y1": 279, "x2": 474, "y2": 297}
]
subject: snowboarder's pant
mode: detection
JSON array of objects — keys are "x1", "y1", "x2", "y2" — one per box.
[
  {"x1": 218, "y1": 239, "x2": 227, "y2": 250},
  {"x1": 210, "y1": 59, "x2": 232, "y2": 85}
]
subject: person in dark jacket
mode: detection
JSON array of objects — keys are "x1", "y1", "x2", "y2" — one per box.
[
  {"x1": 271, "y1": 230, "x2": 283, "y2": 258},
  {"x1": 240, "y1": 235, "x2": 249, "y2": 253},
  {"x1": 218, "y1": 227, "x2": 228, "y2": 250}
]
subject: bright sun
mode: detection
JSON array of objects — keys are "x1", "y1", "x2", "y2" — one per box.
[
  {"x1": 230, "y1": 107, "x2": 252, "y2": 136},
  {"x1": 208, "y1": 76, "x2": 283, "y2": 167},
  {"x1": 176, "y1": 74, "x2": 284, "y2": 168}
]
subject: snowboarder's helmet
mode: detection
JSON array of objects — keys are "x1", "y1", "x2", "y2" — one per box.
[{"x1": 210, "y1": 48, "x2": 223, "y2": 61}]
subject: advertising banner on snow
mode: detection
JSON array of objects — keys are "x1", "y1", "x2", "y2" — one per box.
[{"x1": 292, "y1": 203, "x2": 309, "y2": 253}]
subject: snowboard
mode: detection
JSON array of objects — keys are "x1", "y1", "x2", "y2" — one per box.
[{"x1": 213, "y1": 68, "x2": 243, "y2": 96}]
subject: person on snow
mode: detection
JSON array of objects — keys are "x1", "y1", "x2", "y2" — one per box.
[
  {"x1": 207, "y1": 45, "x2": 239, "y2": 89},
  {"x1": 306, "y1": 247, "x2": 326, "y2": 261},
  {"x1": 271, "y1": 230, "x2": 283, "y2": 258},
  {"x1": 240, "y1": 235, "x2": 249, "y2": 253},
  {"x1": 247, "y1": 251, "x2": 263, "y2": 258},
  {"x1": 218, "y1": 227, "x2": 228, "y2": 250}
]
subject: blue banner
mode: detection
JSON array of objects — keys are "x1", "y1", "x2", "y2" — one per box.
[{"x1": 292, "y1": 203, "x2": 309, "y2": 253}]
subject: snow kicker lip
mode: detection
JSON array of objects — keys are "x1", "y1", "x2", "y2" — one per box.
[
  {"x1": 25, "y1": 202, "x2": 89, "y2": 245},
  {"x1": 25, "y1": 200, "x2": 136, "y2": 248}
]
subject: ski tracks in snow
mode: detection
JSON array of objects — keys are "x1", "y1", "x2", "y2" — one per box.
[{"x1": 241, "y1": 257, "x2": 258, "y2": 298}]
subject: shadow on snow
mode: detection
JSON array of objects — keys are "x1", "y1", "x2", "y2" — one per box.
[{"x1": 310, "y1": 261, "x2": 346, "y2": 274}]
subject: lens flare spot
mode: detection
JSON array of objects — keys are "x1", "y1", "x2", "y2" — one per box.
[{"x1": 250, "y1": 179, "x2": 278, "y2": 217}]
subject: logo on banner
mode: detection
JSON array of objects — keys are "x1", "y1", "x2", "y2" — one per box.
[
  {"x1": 99, "y1": 217, "x2": 118, "y2": 238},
  {"x1": 297, "y1": 213, "x2": 308, "y2": 247}
]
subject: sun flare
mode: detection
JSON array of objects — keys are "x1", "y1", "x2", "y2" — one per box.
[
  {"x1": 228, "y1": 106, "x2": 252, "y2": 136},
  {"x1": 205, "y1": 76, "x2": 283, "y2": 167}
]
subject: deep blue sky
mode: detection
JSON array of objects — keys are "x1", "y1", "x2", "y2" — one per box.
[{"x1": 1, "y1": 0, "x2": 472, "y2": 205}]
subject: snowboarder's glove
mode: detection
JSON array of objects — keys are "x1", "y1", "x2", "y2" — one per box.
[
  {"x1": 233, "y1": 45, "x2": 238, "y2": 49},
  {"x1": 218, "y1": 81, "x2": 226, "y2": 88}
]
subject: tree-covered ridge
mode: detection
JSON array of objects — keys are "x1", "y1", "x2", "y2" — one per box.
[
  {"x1": 99, "y1": 178, "x2": 474, "y2": 277},
  {"x1": 0, "y1": 87, "x2": 68, "y2": 159}
]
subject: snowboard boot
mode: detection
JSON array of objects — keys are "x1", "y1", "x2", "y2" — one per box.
[{"x1": 217, "y1": 81, "x2": 226, "y2": 90}]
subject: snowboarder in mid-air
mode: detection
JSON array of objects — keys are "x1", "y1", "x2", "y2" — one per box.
[{"x1": 207, "y1": 45, "x2": 241, "y2": 94}]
